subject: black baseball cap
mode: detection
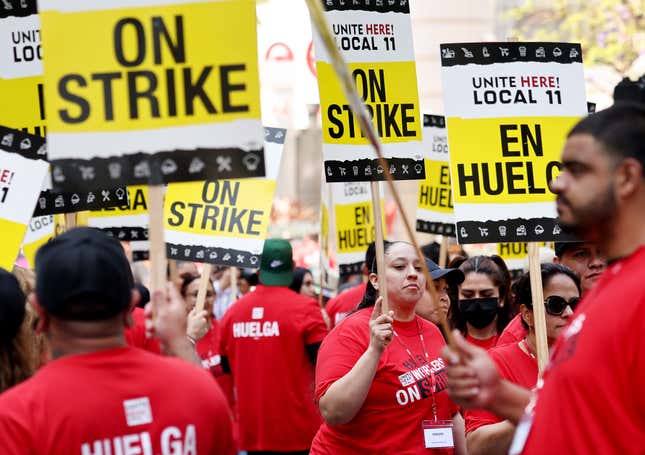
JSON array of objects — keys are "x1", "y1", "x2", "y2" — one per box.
[
  {"x1": 425, "y1": 258, "x2": 464, "y2": 286},
  {"x1": 259, "y1": 239, "x2": 294, "y2": 286},
  {"x1": 35, "y1": 227, "x2": 133, "y2": 321}
]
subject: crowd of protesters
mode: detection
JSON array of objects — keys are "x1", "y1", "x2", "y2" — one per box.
[{"x1": 0, "y1": 103, "x2": 644, "y2": 453}]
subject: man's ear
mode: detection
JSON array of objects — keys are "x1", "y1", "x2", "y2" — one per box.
[
  {"x1": 28, "y1": 293, "x2": 49, "y2": 334},
  {"x1": 123, "y1": 290, "x2": 140, "y2": 328},
  {"x1": 615, "y1": 157, "x2": 643, "y2": 200}
]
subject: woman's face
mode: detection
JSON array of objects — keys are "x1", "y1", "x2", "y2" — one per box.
[
  {"x1": 371, "y1": 242, "x2": 425, "y2": 306},
  {"x1": 415, "y1": 277, "x2": 450, "y2": 324},
  {"x1": 458, "y1": 272, "x2": 500, "y2": 300},
  {"x1": 540, "y1": 273, "x2": 578, "y2": 344},
  {"x1": 299, "y1": 272, "x2": 316, "y2": 298},
  {"x1": 184, "y1": 279, "x2": 215, "y2": 316}
]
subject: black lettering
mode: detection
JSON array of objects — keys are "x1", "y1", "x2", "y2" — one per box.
[
  {"x1": 183, "y1": 67, "x2": 216, "y2": 115},
  {"x1": 457, "y1": 163, "x2": 480, "y2": 196},
  {"x1": 91, "y1": 72, "x2": 122, "y2": 121},
  {"x1": 114, "y1": 18, "x2": 146, "y2": 67},
  {"x1": 167, "y1": 201, "x2": 185, "y2": 226},
  {"x1": 383, "y1": 104, "x2": 402, "y2": 137},
  {"x1": 439, "y1": 165, "x2": 450, "y2": 185},
  {"x1": 187, "y1": 203, "x2": 201, "y2": 228},
  {"x1": 546, "y1": 161, "x2": 562, "y2": 191},
  {"x1": 247, "y1": 210, "x2": 262, "y2": 235},
  {"x1": 327, "y1": 105, "x2": 344, "y2": 139},
  {"x1": 58, "y1": 74, "x2": 90, "y2": 124},
  {"x1": 400, "y1": 103, "x2": 415, "y2": 137},
  {"x1": 152, "y1": 15, "x2": 185, "y2": 65},
  {"x1": 500, "y1": 124, "x2": 519, "y2": 156},
  {"x1": 228, "y1": 208, "x2": 247, "y2": 233},
  {"x1": 220, "y1": 64, "x2": 249, "y2": 113},
  {"x1": 526, "y1": 162, "x2": 546, "y2": 194},
  {"x1": 127, "y1": 71, "x2": 160, "y2": 119},
  {"x1": 506, "y1": 162, "x2": 525, "y2": 194},
  {"x1": 482, "y1": 163, "x2": 503, "y2": 195},
  {"x1": 202, "y1": 205, "x2": 219, "y2": 229},
  {"x1": 521, "y1": 124, "x2": 542, "y2": 156},
  {"x1": 131, "y1": 188, "x2": 148, "y2": 210},
  {"x1": 165, "y1": 68, "x2": 177, "y2": 117}
]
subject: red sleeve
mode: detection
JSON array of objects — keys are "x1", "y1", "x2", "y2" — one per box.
[
  {"x1": 219, "y1": 310, "x2": 232, "y2": 358},
  {"x1": 0, "y1": 392, "x2": 32, "y2": 454},
  {"x1": 300, "y1": 297, "x2": 329, "y2": 345},
  {"x1": 463, "y1": 407, "x2": 503, "y2": 434},
  {"x1": 496, "y1": 314, "x2": 527, "y2": 347},
  {"x1": 314, "y1": 316, "x2": 368, "y2": 400}
]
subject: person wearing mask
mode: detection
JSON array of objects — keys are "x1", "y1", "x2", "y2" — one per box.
[
  {"x1": 444, "y1": 103, "x2": 645, "y2": 454},
  {"x1": 464, "y1": 263, "x2": 580, "y2": 455},
  {"x1": 0, "y1": 228, "x2": 235, "y2": 454},
  {"x1": 290, "y1": 267, "x2": 317, "y2": 298},
  {"x1": 310, "y1": 241, "x2": 466, "y2": 454},
  {"x1": 219, "y1": 239, "x2": 329, "y2": 454},
  {"x1": 497, "y1": 241, "x2": 606, "y2": 347},
  {"x1": 325, "y1": 242, "x2": 376, "y2": 327},
  {"x1": 448, "y1": 256, "x2": 513, "y2": 350}
]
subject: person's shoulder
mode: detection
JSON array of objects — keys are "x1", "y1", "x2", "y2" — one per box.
[
  {"x1": 488, "y1": 341, "x2": 524, "y2": 368},
  {"x1": 329, "y1": 307, "x2": 370, "y2": 334},
  {"x1": 417, "y1": 316, "x2": 445, "y2": 341}
]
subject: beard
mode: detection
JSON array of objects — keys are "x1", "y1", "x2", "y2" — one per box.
[{"x1": 557, "y1": 183, "x2": 617, "y2": 240}]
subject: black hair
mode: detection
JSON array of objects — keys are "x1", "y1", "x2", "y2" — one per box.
[
  {"x1": 513, "y1": 263, "x2": 582, "y2": 330},
  {"x1": 568, "y1": 102, "x2": 645, "y2": 173},
  {"x1": 134, "y1": 282, "x2": 150, "y2": 308},
  {"x1": 448, "y1": 255, "x2": 514, "y2": 335},
  {"x1": 179, "y1": 272, "x2": 201, "y2": 297},
  {"x1": 240, "y1": 268, "x2": 259, "y2": 286},
  {"x1": 356, "y1": 240, "x2": 396, "y2": 310},
  {"x1": 289, "y1": 267, "x2": 311, "y2": 293},
  {"x1": 421, "y1": 242, "x2": 440, "y2": 265}
]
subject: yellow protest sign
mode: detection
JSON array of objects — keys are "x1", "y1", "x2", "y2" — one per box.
[
  {"x1": 332, "y1": 181, "x2": 385, "y2": 277},
  {"x1": 441, "y1": 42, "x2": 587, "y2": 244},
  {"x1": 497, "y1": 241, "x2": 550, "y2": 270},
  {"x1": 164, "y1": 127, "x2": 285, "y2": 266},
  {"x1": 416, "y1": 114, "x2": 456, "y2": 236},
  {"x1": 87, "y1": 186, "x2": 149, "y2": 241},
  {"x1": 21, "y1": 215, "x2": 55, "y2": 268},
  {"x1": 0, "y1": 1, "x2": 45, "y2": 136},
  {"x1": 0, "y1": 127, "x2": 49, "y2": 270},
  {"x1": 40, "y1": 0, "x2": 265, "y2": 190},
  {"x1": 313, "y1": 1, "x2": 424, "y2": 182}
]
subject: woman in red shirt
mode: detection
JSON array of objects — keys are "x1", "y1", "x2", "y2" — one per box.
[
  {"x1": 448, "y1": 256, "x2": 514, "y2": 350},
  {"x1": 464, "y1": 263, "x2": 580, "y2": 455},
  {"x1": 310, "y1": 241, "x2": 465, "y2": 454}
]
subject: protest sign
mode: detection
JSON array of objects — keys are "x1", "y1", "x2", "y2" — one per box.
[
  {"x1": 441, "y1": 42, "x2": 587, "y2": 244},
  {"x1": 0, "y1": 1, "x2": 45, "y2": 137},
  {"x1": 164, "y1": 127, "x2": 285, "y2": 267},
  {"x1": 0, "y1": 126, "x2": 49, "y2": 270},
  {"x1": 33, "y1": 181, "x2": 129, "y2": 216},
  {"x1": 131, "y1": 240, "x2": 150, "y2": 262},
  {"x1": 88, "y1": 186, "x2": 149, "y2": 241},
  {"x1": 332, "y1": 181, "x2": 384, "y2": 277},
  {"x1": 21, "y1": 214, "x2": 54, "y2": 268},
  {"x1": 497, "y1": 241, "x2": 550, "y2": 271},
  {"x1": 313, "y1": 0, "x2": 424, "y2": 182},
  {"x1": 416, "y1": 114, "x2": 456, "y2": 236},
  {"x1": 39, "y1": 0, "x2": 265, "y2": 191}
]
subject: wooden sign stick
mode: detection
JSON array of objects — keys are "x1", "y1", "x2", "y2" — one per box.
[
  {"x1": 439, "y1": 236, "x2": 449, "y2": 268},
  {"x1": 148, "y1": 185, "x2": 166, "y2": 296},
  {"x1": 370, "y1": 181, "x2": 388, "y2": 313},
  {"x1": 528, "y1": 242, "x2": 549, "y2": 374},
  {"x1": 195, "y1": 263, "x2": 213, "y2": 313},
  {"x1": 306, "y1": 0, "x2": 453, "y2": 346},
  {"x1": 229, "y1": 266, "x2": 238, "y2": 303},
  {"x1": 64, "y1": 212, "x2": 77, "y2": 231}
]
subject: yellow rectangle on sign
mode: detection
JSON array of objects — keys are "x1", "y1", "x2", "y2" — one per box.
[
  {"x1": 89, "y1": 186, "x2": 149, "y2": 218},
  {"x1": 0, "y1": 218, "x2": 27, "y2": 271},
  {"x1": 0, "y1": 76, "x2": 45, "y2": 135},
  {"x1": 335, "y1": 201, "x2": 385, "y2": 254},
  {"x1": 318, "y1": 61, "x2": 421, "y2": 145},
  {"x1": 447, "y1": 116, "x2": 581, "y2": 204},
  {"x1": 417, "y1": 159, "x2": 453, "y2": 214},
  {"x1": 41, "y1": 1, "x2": 260, "y2": 132},
  {"x1": 165, "y1": 179, "x2": 275, "y2": 239}
]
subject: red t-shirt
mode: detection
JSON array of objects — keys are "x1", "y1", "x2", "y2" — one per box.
[
  {"x1": 466, "y1": 333, "x2": 499, "y2": 350},
  {"x1": 464, "y1": 341, "x2": 537, "y2": 434},
  {"x1": 325, "y1": 282, "x2": 366, "y2": 327},
  {"x1": 0, "y1": 346, "x2": 235, "y2": 455},
  {"x1": 219, "y1": 285, "x2": 329, "y2": 451},
  {"x1": 125, "y1": 307, "x2": 162, "y2": 354},
  {"x1": 310, "y1": 309, "x2": 457, "y2": 454},
  {"x1": 522, "y1": 246, "x2": 645, "y2": 454},
  {"x1": 496, "y1": 314, "x2": 528, "y2": 347}
]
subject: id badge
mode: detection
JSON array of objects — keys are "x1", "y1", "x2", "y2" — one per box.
[{"x1": 422, "y1": 420, "x2": 454, "y2": 449}]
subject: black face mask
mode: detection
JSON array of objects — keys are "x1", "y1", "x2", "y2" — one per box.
[{"x1": 458, "y1": 297, "x2": 499, "y2": 329}]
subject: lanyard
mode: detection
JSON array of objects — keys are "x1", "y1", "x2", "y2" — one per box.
[{"x1": 393, "y1": 319, "x2": 440, "y2": 422}]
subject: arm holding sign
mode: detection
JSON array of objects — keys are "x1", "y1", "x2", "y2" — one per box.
[
  {"x1": 442, "y1": 331, "x2": 531, "y2": 424},
  {"x1": 318, "y1": 297, "x2": 393, "y2": 425}
]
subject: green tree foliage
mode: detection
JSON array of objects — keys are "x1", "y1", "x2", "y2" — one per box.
[{"x1": 508, "y1": 0, "x2": 645, "y2": 74}]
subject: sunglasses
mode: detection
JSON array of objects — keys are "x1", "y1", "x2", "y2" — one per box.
[{"x1": 542, "y1": 295, "x2": 580, "y2": 316}]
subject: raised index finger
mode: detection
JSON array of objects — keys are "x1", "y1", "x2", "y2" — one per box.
[{"x1": 370, "y1": 296, "x2": 383, "y2": 321}]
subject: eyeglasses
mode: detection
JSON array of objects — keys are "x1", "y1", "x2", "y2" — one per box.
[
  {"x1": 543, "y1": 295, "x2": 579, "y2": 316},
  {"x1": 188, "y1": 291, "x2": 215, "y2": 299}
]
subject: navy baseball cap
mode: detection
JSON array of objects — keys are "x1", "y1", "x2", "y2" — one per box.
[
  {"x1": 425, "y1": 258, "x2": 464, "y2": 286},
  {"x1": 0, "y1": 268, "x2": 26, "y2": 344},
  {"x1": 35, "y1": 227, "x2": 133, "y2": 321}
]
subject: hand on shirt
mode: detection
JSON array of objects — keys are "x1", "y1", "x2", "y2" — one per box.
[
  {"x1": 442, "y1": 330, "x2": 502, "y2": 410},
  {"x1": 369, "y1": 297, "x2": 394, "y2": 353},
  {"x1": 187, "y1": 308, "x2": 210, "y2": 341}
]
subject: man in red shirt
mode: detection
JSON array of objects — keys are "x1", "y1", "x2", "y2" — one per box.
[
  {"x1": 325, "y1": 242, "x2": 376, "y2": 327},
  {"x1": 0, "y1": 228, "x2": 235, "y2": 455},
  {"x1": 219, "y1": 238, "x2": 329, "y2": 454},
  {"x1": 497, "y1": 240, "x2": 606, "y2": 346},
  {"x1": 443, "y1": 103, "x2": 645, "y2": 454}
]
